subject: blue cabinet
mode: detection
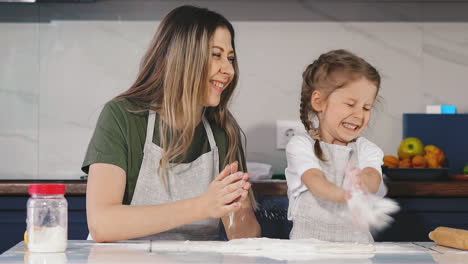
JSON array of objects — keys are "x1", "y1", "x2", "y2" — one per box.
[{"x1": 403, "y1": 113, "x2": 468, "y2": 175}]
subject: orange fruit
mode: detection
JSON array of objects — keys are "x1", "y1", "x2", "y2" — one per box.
[
  {"x1": 412, "y1": 155, "x2": 427, "y2": 168},
  {"x1": 424, "y1": 145, "x2": 445, "y2": 166},
  {"x1": 399, "y1": 158, "x2": 412, "y2": 168},
  {"x1": 426, "y1": 154, "x2": 442, "y2": 168},
  {"x1": 384, "y1": 155, "x2": 399, "y2": 168}
]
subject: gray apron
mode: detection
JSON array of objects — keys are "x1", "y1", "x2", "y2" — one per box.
[
  {"x1": 129, "y1": 111, "x2": 219, "y2": 240},
  {"x1": 290, "y1": 141, "x2": 374, "y2": 243}
]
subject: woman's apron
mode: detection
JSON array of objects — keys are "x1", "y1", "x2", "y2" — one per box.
[
  {"x1": 290, "y1": 141, "x2": 374, "y2": 243},
  {"x1": 88, "y1": 111, "x2": 219, "y2": 241}
]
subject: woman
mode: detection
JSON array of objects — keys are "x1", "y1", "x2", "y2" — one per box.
[{"x1": 82, "y1": 5, "x2": 260, "y2": 242}]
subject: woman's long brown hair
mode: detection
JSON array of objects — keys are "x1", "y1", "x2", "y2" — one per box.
[{"x1": 116, "y1": 6, "x2": 255, "y2": 206}]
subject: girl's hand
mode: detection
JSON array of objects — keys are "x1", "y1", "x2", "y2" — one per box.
[
  {"x1": 355, "y1": 172, "x2": 369, "y2": 193},
  {"x1": 344, "y1": 161, "x2": 367, "y2": 193},
  {"x1": 342, "y1": 189, "x2": 352, "y2": 201},
  {"x1": 200, "y1": 162, "x2": 249, "y2": 218}
]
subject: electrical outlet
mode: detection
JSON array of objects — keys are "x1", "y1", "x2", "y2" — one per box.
[{"x1": 276, "y1": 120, "x2": 305, "y2": 149}]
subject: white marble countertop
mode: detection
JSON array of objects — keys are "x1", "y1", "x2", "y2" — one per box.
[{"x1": 1, "y1": 240, "x2": 467, "y2": 264}]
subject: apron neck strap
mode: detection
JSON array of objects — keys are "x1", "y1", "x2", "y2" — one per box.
[
  {"x1": 202, "y1": 116, "x2": 217, "y2": 150},
  {"x1": 147, "y1": 110, "x2": 217, "y2": 150},
  {"x1": 146, "y1": 110, "x2": 156, "y2": 145}
]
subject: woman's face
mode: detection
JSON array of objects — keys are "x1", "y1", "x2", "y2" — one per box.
[{"x1": 205, "y1": 27, "x2": 235, "y2": 107}]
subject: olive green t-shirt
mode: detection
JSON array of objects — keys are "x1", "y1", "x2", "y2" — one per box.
[{"x1": 82, "y1": 99, "x2": 246, "y2": 205}]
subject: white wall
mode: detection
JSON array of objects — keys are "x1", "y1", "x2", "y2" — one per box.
[{"x1": 1, "y1": 0, "x2": 467, "y2": 178}]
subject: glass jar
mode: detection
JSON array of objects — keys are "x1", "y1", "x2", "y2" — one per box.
[{"x1": 26, "y1": 184, "x2": 67, "y2": 253}]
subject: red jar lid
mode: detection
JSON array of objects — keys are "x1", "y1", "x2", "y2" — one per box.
[{"x1": 29, "y1": 184, "x2": 66, "y2": 195}]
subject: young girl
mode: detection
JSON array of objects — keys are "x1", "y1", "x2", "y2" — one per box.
[{"x1": 286, "y1": 49, "x2": 387, "y2": 243}]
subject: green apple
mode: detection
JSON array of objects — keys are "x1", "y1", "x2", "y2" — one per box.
[
  {"x1": 398, "y1": 137, "x2": 425, "y2": 159},
  {"x1": 464, "y1": 164, "x2": 468, "y2": 175}
]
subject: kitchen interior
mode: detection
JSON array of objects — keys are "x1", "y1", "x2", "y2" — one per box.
[{"x1": 1, "y1": 0, "x2": 468, "y2": 263}]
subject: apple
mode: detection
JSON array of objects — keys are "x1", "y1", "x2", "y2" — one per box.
[
  {"x1": 464, "y1": 163, "x2": 468, "y2": 175},
  {"x1": 398, "y1": 137, "x2": 425, "y2": 159}
]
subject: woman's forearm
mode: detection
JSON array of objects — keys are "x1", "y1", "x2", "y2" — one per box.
[
  {"x1": 88, "y1": 196, "x2": 208, "y2": 242},
  {"x1": 87, "y1": 162, "x2": 252, "y2": 242},
  {"x1": 87, "y1": 163, "x2": 214, "y2": 242},
  {"x1": 222, "y1": 193, "x2": 261, "y2": 239}
]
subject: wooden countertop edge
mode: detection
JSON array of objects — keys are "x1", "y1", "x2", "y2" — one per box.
[
  {"x1": 1, "y1": 180, "x2": 468, "y2": 197},
  {"x1": 0, "y1": 181, "x2": 87, "y2": 196}
]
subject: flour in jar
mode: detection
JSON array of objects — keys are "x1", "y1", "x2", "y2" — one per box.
[{"x1": 28, "y1": 226, "x2": 67, "y2": 253}]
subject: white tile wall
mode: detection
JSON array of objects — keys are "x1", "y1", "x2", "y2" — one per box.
[
  {"x1": 1, "y1": 1, "x2": 467, "y2": 178},
  {"x1": 37, "y1": 20, "x2": 154, "y2": 179},
  {"x1": 0, "y1": 22, "x2": 39, "y2": 179}
]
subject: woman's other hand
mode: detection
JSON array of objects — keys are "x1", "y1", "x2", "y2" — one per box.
[{"x1": 200, "y1": 161, "x2": 249, "y2": 218}]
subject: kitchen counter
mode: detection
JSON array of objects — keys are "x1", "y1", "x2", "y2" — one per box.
[
  {"x1": 1, "y1": 240, "x2": 467, "y2": 264},
  {"x1": 1, "y1": 179, "x2": 468, "y2": 251},
  {"x1": 1, "y1": 179, "x2": 468, "y2": 197}
]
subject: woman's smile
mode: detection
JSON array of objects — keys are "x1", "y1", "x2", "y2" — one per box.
[{"x1": 210, "y1": 79, "x2": 227, "y2": 93}]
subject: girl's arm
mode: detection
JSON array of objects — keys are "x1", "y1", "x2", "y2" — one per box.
[
  {"x1": 358, "y1": 167, "x2": 381, "y2": 194},
  {"x1": 87, "y1": 163, "x2": 246, "y2": 242},
  {"x1": 301, "y1": 168, "x2": 349, "y2": 203},
  {"x1": 356, "y1": 137, "x2": 384, "y2": 194}
]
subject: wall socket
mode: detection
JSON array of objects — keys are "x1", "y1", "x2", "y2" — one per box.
[{"x1": 276, "y1": 120, "x2": 305, "y2": 149}]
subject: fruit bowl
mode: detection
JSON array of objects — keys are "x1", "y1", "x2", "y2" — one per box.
[{"x1": 382, "y1": 166, "x2": 449, "y2": 181}]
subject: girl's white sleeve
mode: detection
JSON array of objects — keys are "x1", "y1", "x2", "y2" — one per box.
[
  {"x1": 356, "y1": 137, "x2": 387, "y2": 197},
  {"x1": 285, "y1": 133, "x2": 322, "y2": 203}
]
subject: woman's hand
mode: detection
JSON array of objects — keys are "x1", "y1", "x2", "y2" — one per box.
[
  {"x1": 200, "y1": 161, "x2": 249, "y2": 218},
  {"x1": 237, "y1": 172, "x2": 252, "y2": 207}
]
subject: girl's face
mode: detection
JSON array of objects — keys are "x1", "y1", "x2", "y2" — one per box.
[
  {"x1": 205, "y1": 27, "x2": 235, "y2": 107},
  {"x1": 314, "y1": 77, "x2": 377, "y2": 145}
]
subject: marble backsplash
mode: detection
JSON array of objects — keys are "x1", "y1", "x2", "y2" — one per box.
[{"x1": 1, "y1": 1, "x2": 467, "y2": 179}]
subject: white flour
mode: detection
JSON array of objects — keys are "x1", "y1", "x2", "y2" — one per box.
[
  {"x1": 152, "y1": 238, "x2": 376, "y2": 261},
  {"x1": 227, "y1": 165, "x2": 237, "y2": 230},
  {"x1": 28, "y1": 226, "x2": 67, "y2": 253},
  {"x1": 228, "y1": 212, "x2": 235, "y2": 229}
]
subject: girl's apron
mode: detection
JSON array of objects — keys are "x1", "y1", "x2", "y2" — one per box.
[{"x1": 290, "y1": 141, "x2": 374, "y2": 243}]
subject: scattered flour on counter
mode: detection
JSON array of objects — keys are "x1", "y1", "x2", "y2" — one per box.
[
  {"x1": 152, "y1": 238, "x2": 375, "y2": 261},
  {"x1": 374, "y1": 243, "x2": 430, "y2": 254},
  {"x1": 25, "y1": 252, "x2": 67, "y2": 264}
]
